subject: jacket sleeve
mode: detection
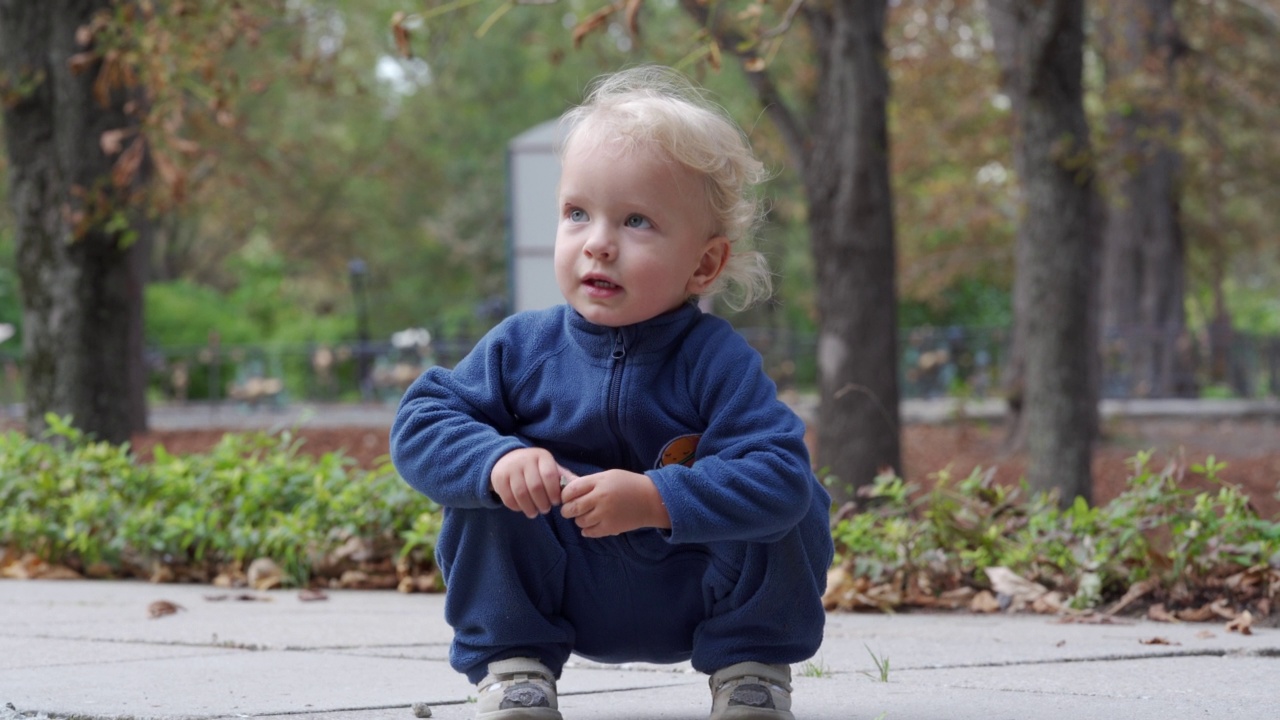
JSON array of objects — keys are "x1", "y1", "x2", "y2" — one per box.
[
  {"x1": 647, "y1": 323, "x2": 821, "y2": 545},
  {"x1": 390, "y1": 325, "x2": 527, "y2": 509}
]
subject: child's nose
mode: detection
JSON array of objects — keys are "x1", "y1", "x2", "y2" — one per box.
[{"x1": 583, "y1": 228, "x2": 616, "y2": 260}]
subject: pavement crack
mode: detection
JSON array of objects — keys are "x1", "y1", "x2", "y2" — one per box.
[
  {"x1": 244, "y1": 683, "x2": 696, "y2": 718},
  {"x1": 897, "y1": 646, "x2": 1280, "y2": 672}
]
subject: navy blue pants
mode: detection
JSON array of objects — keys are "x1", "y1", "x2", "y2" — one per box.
[{"x1": 435, "y1": 505, "x2": 830, "y2": 684}]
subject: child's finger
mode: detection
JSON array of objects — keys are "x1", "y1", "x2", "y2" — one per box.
[
  {"x1": 551, "y1": 468, "x2": 574, "y2": 505},
  {"x1": 559, "y1": 475, "x2": 591, "y2": 504},
  {"x1": 526, "y1": 475, "x2": 554, "y2": 515},
  {"x1": 509, "y1": 470, "x2": 540, "y2": 518}
]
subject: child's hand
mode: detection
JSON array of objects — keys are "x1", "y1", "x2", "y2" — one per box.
[
  {"x1": 490, "y1": 448, "x2": 568, "y2": 518},
  {"x1": 560, "y1": 470, "x2": 671, "y2": 538}
]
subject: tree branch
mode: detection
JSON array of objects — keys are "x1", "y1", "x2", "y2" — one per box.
[
  {"x1": 676, "y1": 0, "x2": 808, "y2": 168},
  {"x1": 761, "y1": 0, "x2": 805, "y2": 40},
  {"x1": 1229, "y1": 0, "x2": 1280, "y2": 32}
]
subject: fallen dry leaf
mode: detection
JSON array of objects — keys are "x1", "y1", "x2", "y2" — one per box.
[
  {"x1": 150, "y1": 562, "x2": 175, "y2": 583},
  {"x1": 1106, "y1": 577, "x2": 1160, "y2": 616},
  {"x1": 1147, "y1": 603, "x2": 1179, "y2": 623},
  {"x1": 821, "y1": 566, "x2": 852, "y2": 611},
  {"x1": 2, "y1": 552, "x2": 48, "y2": 579},
  {"x1": 34, "y1": 564, "x2": 82, "y2": 580},
  {"x1": 338, "y1": 569, "x2": 399, "y2": 590},
  {"x1": 246, "y1": 557, "x2": 283, "y2": 590},
  {"x1": 1195, "y1": 630, "x2": 1216, "y2": 639},
  {"x1": 985, "y1": 566, "x2": 1049, "y2": 611},
  {"x1": 1031, "y1": 591, "x2": 1066, "y2": 614},
  {"x1": 1208, "y1": 597, "x2": 1238, "y2": 620},
  {"x1": 1226, "y1": 610, "x2": 1254, "y2": 635},
  {"x1": 148, "y1": 600, "x2": 184, "y2": 618},
  {"x1": 397, "y1": 574, "x2": 438, "y2": 594},
  {"x1": 1174, "y1": 604, "x2": 1217, "y2": 622},
  {"x1": 1139, "y1": 637, "x2": 1179, "y2": 646},
  {"x1": 298, "y1": 589, "x2": 329, "y2": 602},
  {"x1": 212, "y1": 565, "x2": 246, "y2": 588},
  {"x1": 970, "y1": 590, "x2": 1000, "y2": 614}
]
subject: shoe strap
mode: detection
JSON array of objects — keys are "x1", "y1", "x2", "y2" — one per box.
[
  {"x1": 710, "y1": 662, "x2": 792, "y2": 693},
  {"x1": 480, "y1": 657, "x2": 555, "y2": 690}
]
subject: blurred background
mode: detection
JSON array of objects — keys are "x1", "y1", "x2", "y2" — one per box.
[{"x1": 1, "y1": 0, "x2": 1275, "y2": 413}]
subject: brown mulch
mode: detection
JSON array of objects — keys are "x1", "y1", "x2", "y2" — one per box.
[{"x1": 128, "y1": 416, "x2": 1280, "y2": 518}]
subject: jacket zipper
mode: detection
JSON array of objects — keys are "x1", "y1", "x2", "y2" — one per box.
[{"x1": 607, "y1": 330, "x2": 628, "y2": 468}]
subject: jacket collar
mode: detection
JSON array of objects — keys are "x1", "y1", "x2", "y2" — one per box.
[{"x1": 563, "y1": 302, "x2": 702, "y2": 359}]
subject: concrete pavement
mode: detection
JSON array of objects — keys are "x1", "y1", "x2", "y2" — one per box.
[{"x1": 2, "y1": 579, "x2": 1277, "y2": 720}]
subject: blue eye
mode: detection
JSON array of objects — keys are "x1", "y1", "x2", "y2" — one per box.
[
  {"x1": 625, "y1": 214, "x2": 651, "y2": 229},
  {"x1": 568, "y1": 208, "x2": 588, "y2": 223}
]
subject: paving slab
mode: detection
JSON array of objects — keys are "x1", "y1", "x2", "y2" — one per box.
[
  {"x1": 3, "y1": 580, "x2": 454, "y2": 648},
  {"x1": 0, "y1": 636, "x2": 236, "y2": 671},
  {"x1": 0, "y1": 650, "x2": 701, "y2": 719},
  {"x1": 3, "y1": 579, "x2": 1279, "y2": 720},
  {"x1": 821, "y1": 611, "x2": 1273, "y2": 671}
]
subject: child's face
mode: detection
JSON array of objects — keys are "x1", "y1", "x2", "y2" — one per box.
[{"x1": 554, "y1": 137, "x2": 728, "y2": 328}]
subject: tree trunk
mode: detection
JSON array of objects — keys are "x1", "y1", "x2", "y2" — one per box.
[
  {"x1": 1097, "y1": 0, "x2": 1193, "y2": 398},
  {"x1": 989, "y1": 0, "x2": 1099, "y2": 506},
  {"x1": 679, "y1": 0, "x2": 902, "y2": 507},
  {"x1": 0, "y1": 0, "x2": 149, "y2": 443},
  {"x1": 804, "y1": 0, "x2": 902, "y2": 504}
]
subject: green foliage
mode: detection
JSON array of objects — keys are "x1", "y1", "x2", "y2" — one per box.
[
  {"x1": 831, "y1": 456, "x2": 1278, "y2": 611},
  {"x1": 898, "y1": 278, "x2": 1011, "y2": 329},
  {"x1": 0, "y1": 416, "x2": 439, "y2": 586},
  {"x1": 147, "y1": 241, "x2": 353, "y2": 350},
  {"x1": 146, "y1": 281, "x2": 258, "y2": 347}
]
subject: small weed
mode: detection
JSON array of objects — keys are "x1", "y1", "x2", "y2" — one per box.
[
  {"x1": 798, "y1": 656, "x2": 831, "y2": 678},
  {"x1": 862, "y1": 644, "x2": 890, "y2": 682}
]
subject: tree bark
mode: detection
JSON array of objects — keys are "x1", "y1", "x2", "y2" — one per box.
[
  {"x1": 1, "y1": 0, "x2": 149, "y2": 443},
  {"x1": 678, "y1": 0, "x2": 902, "y2": 506},
  {"x1": 804, "y1": 0, "x2": 902, "y2": 503},
  {"x1": 989, "y1": 0, "x2": 1099, "y2": 506},
  {"x1": 1097, "y1": 0, "x2": 1193, "y2": 398}
]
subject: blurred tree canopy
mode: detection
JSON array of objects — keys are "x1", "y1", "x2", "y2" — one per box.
[
  {"x1": 1, "y1": 1, "x2": 1277, "y2": 467},
  {"x1": 3, "y1": 1, "x2": 1274, "y2": 346}
]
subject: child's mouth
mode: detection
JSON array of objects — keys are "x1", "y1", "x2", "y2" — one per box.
[{"x1": 587, "y1": 279, "x2": 620, "y2": 289}]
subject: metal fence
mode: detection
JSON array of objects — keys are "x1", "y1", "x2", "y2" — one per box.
[{"x1": 0, "y1": 325, "x2": 1276, "y2": 414}]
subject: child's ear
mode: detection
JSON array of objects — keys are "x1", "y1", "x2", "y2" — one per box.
[{"x1": 687, "y1": 236, "x2": 730, "y2": 295}]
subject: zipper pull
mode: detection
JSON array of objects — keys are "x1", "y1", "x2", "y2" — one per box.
[{"x1": 612, "y1": 332, "x2": 626, "y2": 360}]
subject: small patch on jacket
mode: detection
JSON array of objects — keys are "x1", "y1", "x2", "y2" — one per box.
[{"x1": 656, "y1": 434, "x2": 700, "y2": 468}]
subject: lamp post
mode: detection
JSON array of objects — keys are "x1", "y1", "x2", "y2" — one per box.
[{"x1": 348, "y1": 258, "x2": 372, "y2": 400}]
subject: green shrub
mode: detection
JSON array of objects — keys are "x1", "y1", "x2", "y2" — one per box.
[
  {"x1": 0, "y1": 415, "x2": 439, "y2": 587},
  {"x1": 831, "y1": 455, "x2": 1279, "y2": 612}
]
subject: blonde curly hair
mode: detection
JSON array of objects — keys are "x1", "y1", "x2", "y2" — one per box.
[{"x1": 558, "y1": 66, "x2": 772, "y2": 310}]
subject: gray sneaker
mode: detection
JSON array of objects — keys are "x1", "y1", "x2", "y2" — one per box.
[
  {"x1": 708, "y1": 662, "x2": 794, "y2": 720},
  {"x1": 475, "y1": 657, "x2": 562, "y2": 720}
]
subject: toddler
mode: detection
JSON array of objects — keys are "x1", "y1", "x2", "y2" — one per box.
[{"x1": 391, "y1": 65, "x2": 833, "y2": 720}]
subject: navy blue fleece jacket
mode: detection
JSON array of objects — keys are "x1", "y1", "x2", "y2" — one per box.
[{"x1": 390, "y1": 302, "x2": 830, "y2": 547}]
